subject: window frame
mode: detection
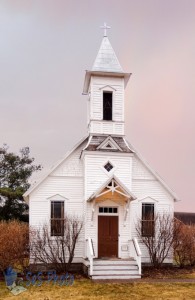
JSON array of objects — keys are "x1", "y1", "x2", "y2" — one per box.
[
  {"x1": 141, "y1": 203, "x2": 155, "y2": 237},
  {"x1": 102, "y1": 91, "x2": 113, "y2": 121},
  {"x1": 50, "y1": 200, "x2": 65, "y2": 237}
]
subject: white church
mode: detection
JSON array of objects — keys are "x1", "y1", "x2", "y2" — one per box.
[{"x1": 24, "y1": 25, "x2": 178, "y2": 280}]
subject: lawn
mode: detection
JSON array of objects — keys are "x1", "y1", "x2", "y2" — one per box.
[{"x1": 0, "y1": 279, "x2": 195, "y2": 300}]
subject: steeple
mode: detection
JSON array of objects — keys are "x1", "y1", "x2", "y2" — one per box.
[
  {"x1": 92, "y1": 23, "x2": 123, "y2": 73},
  {"x1": 92, "y1": 36, "x2": 124, "y2": 73},
  {"x1": 83, "y1": 25, "x2": 131, "y2": 136}
]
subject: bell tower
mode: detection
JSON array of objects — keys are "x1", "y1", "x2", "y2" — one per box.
[{"x1": 83, "y1": 23, "x2": 131, "y2": 136}]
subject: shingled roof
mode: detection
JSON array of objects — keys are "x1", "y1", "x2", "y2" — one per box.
[{"x1": 84, "y1": 135, "x2": 133, "y2": 153}]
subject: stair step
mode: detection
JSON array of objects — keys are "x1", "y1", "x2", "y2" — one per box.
[
  {"x1": 93, "y1": 269, "x2": 139, "y2": 275},
  {"x1": 93, "y1": 260, "x2": 136, "y2": 266},
  {"x1": 93, "y1": 265, "x2": 138, "y2": 270},
  {"x1": 92, "y1": 274, "x2": 141, "y2": 280}
]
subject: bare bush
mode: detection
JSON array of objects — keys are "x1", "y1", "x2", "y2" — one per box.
[
  {"x1": 0, "y1": 220, "x2": 29, "y2": 272},
  {"x1": 30, "y1": 214, "x2": 83, "y2": 272},
  {"x1": 136, "y1": 212, "x2": 182, "y2": 268},
  {"x1": 174, "y1": 222, "x2": 195, "y2": 267}
]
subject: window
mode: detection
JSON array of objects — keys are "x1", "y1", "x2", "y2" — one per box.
[
  {"x1": 51, "y1": 201, "x2": 64, "y2": 236},
  {"x1": 142, "y1": 203, "x2": 154, "y2": 237},
  {"x1": 99, "y1": 207, "x2": 118, "y2": 213},
  {"x1": 104, "y1": 162, "x2": 113, "y2": 172},
  {"x1": 103, "y1": 91, "x2": 112, "y2": 120}
]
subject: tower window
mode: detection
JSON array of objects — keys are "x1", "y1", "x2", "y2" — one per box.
[{"x1": 103, "y1": 92, "x2": 112, "y2": 120}]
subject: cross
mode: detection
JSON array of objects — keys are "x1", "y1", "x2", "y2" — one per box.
[{"x1": 100, "y1": 22, "x2": 111, "y2": 37}]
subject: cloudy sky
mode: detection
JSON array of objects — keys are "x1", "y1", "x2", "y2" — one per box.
[{"x1": 0, "y1": 0, "x2": 195, "y2": 212}]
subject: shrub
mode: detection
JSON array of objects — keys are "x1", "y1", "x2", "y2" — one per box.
[
  {"x1": 0, "y1": 220, "x2": 29, "y2": 272},
  {"x1": 174, "y1": 223, "x2": 195, "y2": 267}
]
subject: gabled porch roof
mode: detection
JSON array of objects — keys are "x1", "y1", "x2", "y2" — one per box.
[{"x1": 87, "y1": 175, "x2": 136, "y2": 202}]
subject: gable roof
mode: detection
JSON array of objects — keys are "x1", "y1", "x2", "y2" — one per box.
[
  {"x1": 87, "y1": 174, "x2": 137, "y2": 202},
  {"x1": 24, "y1": 135, "x2": 179, "y2": 203},
  {"x1": 23, "y1": 135, "x2": 88, "y2": 202},
  {"x1": 84, "y1": 135, "x2": 133, "y2": 153},
  {"x1": 92, "y1": 36, "x2": 123, "y2": 73}
]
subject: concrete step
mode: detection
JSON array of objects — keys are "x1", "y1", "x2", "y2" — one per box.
[
  {"x1": 93, "y1": 265, "x2": 138, "y2": 270},
  {"x1": 93, "y1": 259, "x2": 136, "y2": 266},
  {"x1": 92, "y1": 274, "x2": 141, "y2": 280},
  {"x1": 93, "y1": 269, "x2": 139, "y2": 275}
]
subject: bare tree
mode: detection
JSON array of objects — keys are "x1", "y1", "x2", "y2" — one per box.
[
  {"x1": 136, "y1": 212, "x2": 181, "y2": 268},
  {"x1": 30, "y1": 214, "x2": 83, "y2": 272}
]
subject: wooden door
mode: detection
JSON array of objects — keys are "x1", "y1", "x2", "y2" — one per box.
[{"x1": 98, "y1": 216, "x2": 118, "y2": 258}]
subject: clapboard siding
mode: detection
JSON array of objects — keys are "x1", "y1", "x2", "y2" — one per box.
[
  {"x1": 84, "y1": 154, "x2": 132, "y2": 200},
  {"x1": 90, "y1": 121, "x2": 124, "y2": 135},
  {"x1": 132, "y1": 156, "x2": 155, "y2": 180},
  {"x1": 51, "y1": 140, "x2": 86, "y2": 177},
  {"x1": 31, "y1": 177, "x2": 84, "y2": 202},
  {"x1": 89, "y1": 75, "x2": 125, "y2": 135},
  {"x1": 128, "y1": 154, "x2": 175, "y2": 262}
]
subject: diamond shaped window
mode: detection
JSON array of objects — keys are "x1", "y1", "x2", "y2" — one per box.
[{"x1": 104, "y1": 162, "x2": 113, "y2": 172}]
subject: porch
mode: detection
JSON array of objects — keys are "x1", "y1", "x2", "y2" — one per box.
[{"x1": 84, "y1": 238, "x2": 141, "y2": 280}]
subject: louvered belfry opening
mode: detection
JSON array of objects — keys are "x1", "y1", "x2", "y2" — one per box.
[{"x1": 103, "y1": 91, "x2": 112, "y2": 120}]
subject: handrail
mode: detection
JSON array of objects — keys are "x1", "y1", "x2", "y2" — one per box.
[
  {"x1": 132, "y1": 237, "x2": 142, "y2": 275},
  {"x1": 86, "y1": 237, "x2": 95, "y2": 276}
]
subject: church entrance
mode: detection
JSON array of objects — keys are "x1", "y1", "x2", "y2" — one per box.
[{"x1": 98, "y1": 215, "x2": 118, "y2": 258}]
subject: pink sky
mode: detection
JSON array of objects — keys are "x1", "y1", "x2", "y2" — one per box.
[{"x1": 0, "y1": 0, "x2": 195, "y2": 212}]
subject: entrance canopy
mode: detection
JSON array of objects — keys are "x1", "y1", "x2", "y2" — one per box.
[{"x1": 87, "y1": 175, "x2": 136, "y2": 203}]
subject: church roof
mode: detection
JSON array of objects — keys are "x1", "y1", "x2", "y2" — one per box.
[
  {"x1": 92, "y1": 36, "x2": 124, "y2": 73},
  {"x1": 84, "y1": 135, "x2": 133, "y2": 153}
]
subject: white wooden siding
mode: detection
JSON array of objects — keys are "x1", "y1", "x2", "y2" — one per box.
[
  {"x1": 89, "y1": 75, "x2": 125, "y2": 135},
  {"x1": 51, "y1": 141, "x2": 86, "y2": 177},
  {"x1": 29, "y1": 141, "x2": 87, "y2": 260},
  {"x1": 84, "y1": 154, "x2": 132, "y2": 200},
  {"x1": 130, "y1": 155, "x2": 174, "y2": 263}
]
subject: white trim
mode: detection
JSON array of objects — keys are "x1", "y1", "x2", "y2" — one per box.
[
  {"x1": 81, "y1": 151, "x2": 133, "y2": 159},
  {"x1": 97, "y1": 136, "x2": 123, "y2": 151},
  {"x1": 99, "y1": 85, "x2": 116, "y2": 91},
  {"x1": 87, "y1": 174, "x2": 137, "y2": 202},
  {"x1": 138, "y1": 196, "x2": 159, "y2": 203},
  {"x1": 101, "y1": 159, "x2": 116, "y2": 176},
  {"x1": 47, "y1": 194, "x2": 68, "y2": 201},
  {"x1": 49, "y1": 198, "x2": 66, "y2": 238}
]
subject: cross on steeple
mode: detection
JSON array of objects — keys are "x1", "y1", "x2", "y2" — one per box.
[{"x1": 100, "y1": 22, "x2": 111, "y2": 37}]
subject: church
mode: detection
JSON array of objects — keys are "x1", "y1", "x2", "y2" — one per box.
[{"x1": 24, "y1": 25, "x2": 178, "y2": 280}]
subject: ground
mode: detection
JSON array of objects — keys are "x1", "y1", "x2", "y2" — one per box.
[{"x1": 0, "y1": 267, "x2": 195, "y2": 300}]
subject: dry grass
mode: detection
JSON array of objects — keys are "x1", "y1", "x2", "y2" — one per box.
[{"x1": 0, "y1": 279, "x2": 195, "y2": 300}]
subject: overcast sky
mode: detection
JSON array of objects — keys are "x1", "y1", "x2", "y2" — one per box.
[{"x1": 0, "y1": 0, "x2": 195, "y2": 212}]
